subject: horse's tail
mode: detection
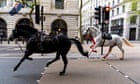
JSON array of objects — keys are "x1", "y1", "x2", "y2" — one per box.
[
  {"x1": 70, "y1": 38, "x2": 88, "y2": 57},
  {"x1": 122, "y1": 38, "x2": 134, "y2": 47}
]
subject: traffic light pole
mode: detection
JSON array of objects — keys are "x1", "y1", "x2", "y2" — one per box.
[
  {"x1": 100, "y1": 6, "x2": 104, "y2": 55},
  {"x1": 41, "y1": 6, "x2": 44, "y2": 32},
  {"x1": 94, "y1": 6, "x2": 104, "y2": 55},
  {"x1": 94, "y1": 6, "x2": 110, "y2": 55},
  {"x1": 101, "y1": 6, "x2": 110, "y2": 55},
  {"x1": 35, "y1": 1, "x2": 40, "y2": 24}
]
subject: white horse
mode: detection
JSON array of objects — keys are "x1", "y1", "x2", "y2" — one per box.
[{"x1": 86, "y1": 26, "x2": 134, "y2": 60}]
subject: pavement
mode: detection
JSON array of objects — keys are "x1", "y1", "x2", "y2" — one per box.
[{"x1": 38, "y1": 41, "x2": 140, "y2": 84}]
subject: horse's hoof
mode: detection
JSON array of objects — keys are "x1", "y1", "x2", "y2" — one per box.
[
  {"x1": 85, "y1": 52, "x2": 89, "y2": 58},
  {"x1": 103, "y1": 56, "x2": 106, "y2": 59},
  {"x1": 59, "y1": 72, "x2": 65, "y2": 76},
  {"x1": 13, "y1": 67, "x2": 17, "y2": 72},
  {"x1": 101, "y1": 57, "x2": 106, "y2": 61},
  {"x1": 101, "y1": 58, "x2": 106, "y2": 61},
  {"x1": 46, "y1": 64, "x2": 49, "y2": 67},
  {"x1": 27, "y1": 57, "x2": 33, "y2": 60},
  {"x1": 86, "y1": 55, "x2": 89, "y2": 58},
  {"x1": 120, "y1": 58, "x2": 124, "y2": 60}
]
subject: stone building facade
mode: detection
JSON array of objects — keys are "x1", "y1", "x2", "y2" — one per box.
[
  {"x1": 0, "y1": 0, "x2": 80, "y2": 40},
  {"x1": 82, "y1": 0, "x2": 140, "y2": 41}
]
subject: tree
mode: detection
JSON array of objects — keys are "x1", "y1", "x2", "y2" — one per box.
[
  {"x1": 128, "y1": 0, "x2": 140, "y2": 14},
  {"x1": 132, "y1": 0, "x2": 139, "y2": 14},
  {"x1": 121, "y1": 0, "x2": 140, "y2": 15},
  {"x1": 79, "y1": 0, "x2": 83, "y2": 43},
  {"x1": 123, "y1": 0, "x2": 140, "y2": 24},
  {"x1": 21, "y1": 0, "x2": 39, "y2": 23}
]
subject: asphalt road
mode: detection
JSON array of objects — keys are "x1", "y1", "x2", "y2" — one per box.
[
  {"x1": 0, "y1": 58, "x2": 49, "y2": 84},
  {"x1": 0, "y1": 45, "x2": 50, "y2": 84}
]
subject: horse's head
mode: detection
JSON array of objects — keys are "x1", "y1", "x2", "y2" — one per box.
[
  {"x1": 83, "y1": 28, "x2": 92, "y2": 41},
  {"x1": 9, "y1": 28, "x2": 21, "y2": 41},
  {"x1": 9, "y1": 24, "x2": 38, "y2": 41},
  {"x1": 86, "y1": 26, "x2": 101, "y2": 37}
]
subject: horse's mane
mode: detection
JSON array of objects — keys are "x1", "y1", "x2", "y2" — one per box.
[
  {"x1": 16, "y1": 24, "x2": 38, "y2": 34},
  {"x1": 87, "y1": 26, "x2": 101, "y2": 38},
  {"x1": 88, "y1": 26, "x2": 100, "y2": 33}
]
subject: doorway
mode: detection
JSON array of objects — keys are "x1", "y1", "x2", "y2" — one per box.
[
  {"x1": 51, "y1": 19, "x2": 67, "y2": 35},
  {"x1": 129, "y1": 28, "x2": 136, "y2": 40}
]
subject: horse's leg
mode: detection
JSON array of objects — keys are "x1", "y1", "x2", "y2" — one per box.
[
  {"x1": 14, "y1": 51, "x2": 33, "y2": 71},
  {"x1": 117, "y1": 44, "x2": 124, "y2": 60},
  {"x1": 103, "y1": 46, "x2": 113, "y2": 59},
  {"x1": 46, "y1": 52, "x2": 60, "y2": 67},
  {"x1": 89, "y1": 43, "x2": 97, "y2": 55},
  {"x1": 60, "y1": 53, "x2": 68, "y2": 75}
]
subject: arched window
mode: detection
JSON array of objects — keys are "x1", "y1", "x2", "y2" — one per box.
[
  {"x1": 51, "y1": 19, "x2": 67, "y2": 35},
  {"x1": 0, "y1": 19, "x2": 7, "y2": 40},
  {"x1": 15, "y1": 18, "x2": 34, "y2": 40},
  {"x1": 16, "y1": 18, "x2": 34, "y2": 27},
  {"x1": 0, "y1": 0, "x2": 7, "y2": 7},
  {"x1": 55, "y1": 0, "x2": 64, "y2": 9}
]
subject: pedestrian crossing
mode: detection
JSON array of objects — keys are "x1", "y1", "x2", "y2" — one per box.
[{"x1": 0, "y1": 45, "x2": 117, "y2": 59}]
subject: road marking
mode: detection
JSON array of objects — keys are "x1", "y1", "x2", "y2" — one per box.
[{"x1": 105, "y1": 62, "x2": 139, "y2": 84}]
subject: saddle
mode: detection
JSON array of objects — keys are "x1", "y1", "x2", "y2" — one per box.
[
  {"x1": 35, "y1": 32, "x2": 50, "y2": 52},
  {"x1": 102, "y1": 32, "x2": 112, "y2": 40}
]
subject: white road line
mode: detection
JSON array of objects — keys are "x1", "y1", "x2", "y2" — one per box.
[{"x1": 105, "y1": 62, "x2": 139, "y2": 84}]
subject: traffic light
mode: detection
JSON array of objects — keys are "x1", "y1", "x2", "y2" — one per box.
[
  {"x1": 94, "y1": 6, "x2": 101, "y2": 24},
  {"x1": 103, "y1": 6, "x2": 110, "y2": 22},
  {"x1": 35, "y1": 4, "x2": 40, "y2": 24}
]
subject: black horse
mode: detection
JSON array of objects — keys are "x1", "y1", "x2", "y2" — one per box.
[{"x1": 9, "y1": 24, "x2": 88, "y2": 75}]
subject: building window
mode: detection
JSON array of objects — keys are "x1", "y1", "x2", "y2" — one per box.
[
  {"x1": 0, "y1": 0, "x2": 7, "y2": 7},
  {"x1": 117, "y1": 8, "x2": 119, "y2": 14},
  {"x1": 130, "y1": 15, "x2": 137, "y2": 24},
  {"x1": 131, "y1": 2, "x2": 137, "y2": 11},
  {"x1": 0, "y1": 19, "x2": 7, "y2": 40},
  {"x1": 112, "y1": 0, "x2": 115, "y2": 6},
  {"x1": 55, "y1": 0, "x2": 64, "y2": 9},
  {"x1": 112, "y1": 10, "x2": 114, "y2": 16},
  {"x1": 122, "y1": 5, "x2": 125, "y2": 13},
  {"x1": 117, "y1": 0, "x2": 120, "y2": 4}
]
